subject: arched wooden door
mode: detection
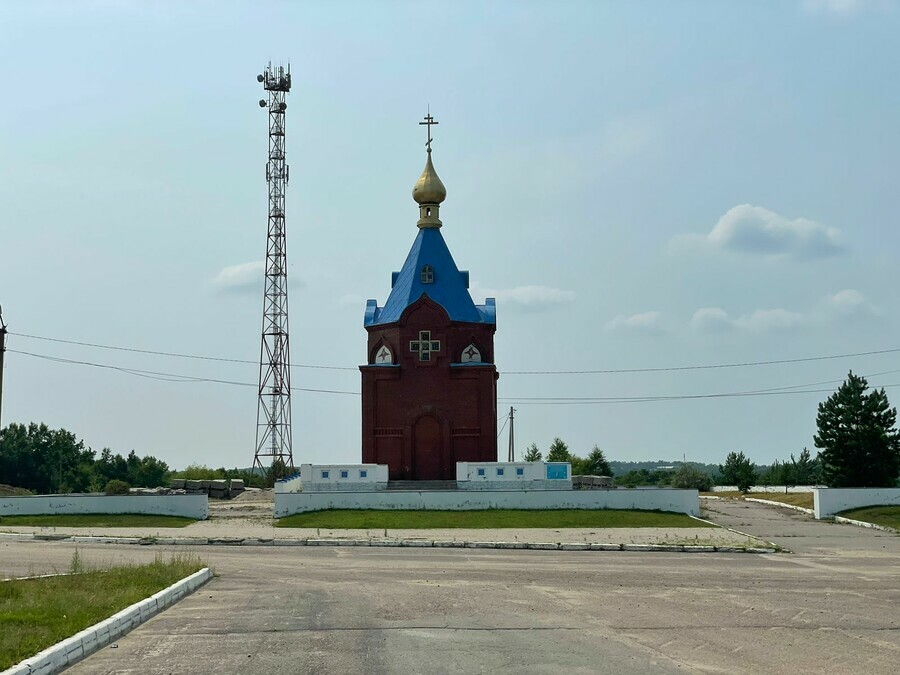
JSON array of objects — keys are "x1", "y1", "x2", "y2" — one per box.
[{"x1": 413, "y1": 415, "x2": 442, "y2": 480}]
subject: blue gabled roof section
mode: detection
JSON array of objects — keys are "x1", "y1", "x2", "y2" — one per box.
[{"x1": 365, "y1": 228, "x2": 495, "y2": 327}]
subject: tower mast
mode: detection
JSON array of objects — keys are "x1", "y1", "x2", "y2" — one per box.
[{"x1": 253, "y1": 63, "x2": 295, "y2": 477}]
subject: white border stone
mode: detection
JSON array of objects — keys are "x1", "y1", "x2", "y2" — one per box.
[{"x1": 2, "y1": 567, "x2": 212, "y2": 675}]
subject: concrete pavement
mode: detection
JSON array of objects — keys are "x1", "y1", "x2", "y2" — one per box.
[{"x1": 1, "y1": 500, "x2": 898, "y2": 674}]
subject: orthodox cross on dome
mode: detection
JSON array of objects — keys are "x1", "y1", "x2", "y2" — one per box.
[
  {"x1": 419, "y1": 110, "x2": 439, "y2": 152},
  {"x1": 409, "y1": 330, "x2": 441, "y2": 362}
]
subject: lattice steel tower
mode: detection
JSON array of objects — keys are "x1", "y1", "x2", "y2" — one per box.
[{"x1": 253, "y1": 63, "x2": 295, "y2": 475}]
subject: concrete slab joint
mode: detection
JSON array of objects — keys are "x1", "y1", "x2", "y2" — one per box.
[{"x1": 3, "y1": 567, "x2": 213, "y2": 675}]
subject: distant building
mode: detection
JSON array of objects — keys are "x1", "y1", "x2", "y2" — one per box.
[{"x1": 359, "y1": 125, "x2": 498, "y2": 480}]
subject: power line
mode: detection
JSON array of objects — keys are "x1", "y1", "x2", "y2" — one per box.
[
  {"x1": 10, "y1": 347, "x2": 900, "y2": 405},
  {"x1": 497, "y1": 412, "x2": 510, "y2": 438},
  {"x1": 498, "y1": 369, "x2": 900, "y2": 402},
  {"x1": 8, "y1": 331, "x2": 357, "y2": 371},
  {"x1": 9, "y1": 330, "x2": 900, "y2": 377},
  {"x1": 7, "y1": 349, "x2": 361, "y2": 396},
  {"x1": 503, "y1": 347, "x2": 900, "y2": 375}
]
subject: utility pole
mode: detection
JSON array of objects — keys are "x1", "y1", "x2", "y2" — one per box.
[
  {"x1": 507, "y1": 406, "x2": 515, "y2": 462},
  {"x1": 0, "y1": 306, "x2": 7, "y2": 433}
]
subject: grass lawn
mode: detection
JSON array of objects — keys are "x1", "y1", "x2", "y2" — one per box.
[
  {"x1": 838, "y1": 505, "x2": 900, "y2": 530},
  {"x1": 276, "y1": 509, "x2": 713, "y2": 529},
  {"x1": 0, "y1": 514, "x2": 196, "y2": 528},
  {"x1": 702, "y1": 492, "x2": 814, "y2": 509},
  {"x1": 745, "y1": 492, "x2": 814, "y2": 509},
  {"x1": 0, "y1": 553, "x2": 204, "y2": 670}
]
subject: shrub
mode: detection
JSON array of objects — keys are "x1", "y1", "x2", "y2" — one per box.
[
  {"x1": 104, "y1": 479, "x2": 130, "y2": 495},
  {"x1": 671, "y1": 463, "x2": 712, "y2": 491}
]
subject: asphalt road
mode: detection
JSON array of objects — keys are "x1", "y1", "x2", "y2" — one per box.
[{"x1": 2, "y1": 501, "x2": 898, "y2": 674}]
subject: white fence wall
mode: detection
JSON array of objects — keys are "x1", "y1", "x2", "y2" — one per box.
[
  {"x1": 456, "y1": 461, "x2": 572, "y2": 490},
  {"x1": 275, "y1": 473, "x2": 303, "y2": 494},
  {"x1": 298, "y1": 463, "x2": 389, "y2": 492},
  {"x1": 0, "y1": 494, "x2": 208, "y2": 520},
  {"x1": 813, "y1": 488, "x2": 900, "y2": 519},
  {"x1": 712, "y1": 485, "x2": 819, "y2": 493},
  {"x1": 275, "y1": 488, "x2": 699, "y2": 518}
]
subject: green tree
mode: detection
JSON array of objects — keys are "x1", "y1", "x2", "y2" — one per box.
[
  {"x1": 582, "y1": 446, "x2": 612, "y2": 476},
  {"x1": 814, "y1": 371, "x2": 900, "y2": 488},
  {"x1": 266, "y1": 457, "x2": 290, "y2": 487},
  {"x1": 790, "y1": 447, "x2": 820, "y2": 485},
  {"x1": 719, "y1": 451, "x2": 757, "y2": 493},
  {"x1": 757, "y1": 459, "x2": 791, "y2": 486},
  {"x1": 523, "y1": 443, "x2": 542, "y2": 462},
  {"x1": 0, "y1": 423, "x2": 94, "y2": 493},
  {"x1": 671, "y1": 463, "x2": 712, "y2": 491},
  {"x1": 546, "y1": 438, "x2": 572, "y2": 463}
]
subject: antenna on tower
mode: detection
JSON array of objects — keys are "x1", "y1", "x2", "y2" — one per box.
[{"x1": 252, "y1": 62, "x2": 295, "y2": 480}]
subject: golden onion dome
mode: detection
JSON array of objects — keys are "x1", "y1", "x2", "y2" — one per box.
[{"x1": 412, "y1": 150, "x2": 447, "y2": 205}]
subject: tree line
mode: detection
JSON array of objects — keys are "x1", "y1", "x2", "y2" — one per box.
[
  {"x1": 522, "y1": 372, "x2": 900, "y2": 492},
  {"x1": 0, "y1": 422, "x2": 170, "y2": 494},
  {"x1": 0, "y1": 422, "x2": 276, "y2": 495}
]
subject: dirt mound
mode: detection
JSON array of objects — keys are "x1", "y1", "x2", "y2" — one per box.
[
  {"x1": 0, "y1": 483, "x2": 32, "y2": 496},
  {"x1": 231, "y1": 488, "x2": 274, "y2": 503}
]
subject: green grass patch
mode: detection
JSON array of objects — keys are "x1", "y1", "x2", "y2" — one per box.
[
  {"x1": 0, "y1": 552, "x2": 205, "y2": 670},
  {"x1": 838, "y1": 505, "x2": 900, "y2": 530},
  {"x1": 746, "y1": 492, "x2": 814, "y2": 509},
  {"x1": 0, "y1": 514, "x2": 196, "y2": 528},
  {"x1": 276, "y1": 508, "x2": 712, "y2": 529}
]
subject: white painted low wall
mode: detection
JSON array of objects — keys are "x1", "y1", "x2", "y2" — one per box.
[
  {"x1": 456, "y1": 461, "x2": 572, "y2": 490},
  {"x1": 275, "y1": 473, "x2": 303, "y2": 494},
  {"x1": 0, "y1": 494, "x2": 208, "y2": 520},
  {"x1": 298, "y1": 463, "x2": 389, "y2": 492},
  {"x1": 712, "y1": 485, "x2": 819, "y2": 493},
  {"x1": 813, "y1": 487, "x2": 900, "y2": 519},
  {"x1": 275, "y1": 488, "x2": 699, "y2": 518}
]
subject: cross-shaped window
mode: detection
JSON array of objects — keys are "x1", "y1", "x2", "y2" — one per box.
[{"x1": 409, "y1": 330, "x2": 441, "y2": 362}]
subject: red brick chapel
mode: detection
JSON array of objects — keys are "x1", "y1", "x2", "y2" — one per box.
[{"x1": 359, "y1": 116, "x2": 498, "y2": 480}]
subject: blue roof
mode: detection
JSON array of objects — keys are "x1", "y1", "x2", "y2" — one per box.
[{"x1": 365, "y1": 228, "x2": 496, "y2": 327}]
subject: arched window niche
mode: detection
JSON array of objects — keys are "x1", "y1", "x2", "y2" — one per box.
[
  {"x1": 460, "y1": 343, "x2": 482, "y2": 363},
  {"x1": 373, "y1": 343, "x2": 393, "y2": 365}
]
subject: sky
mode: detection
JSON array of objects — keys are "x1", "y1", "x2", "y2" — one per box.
[{"x1": 1, "y1": 0, "x2": 899, "y2": 470}]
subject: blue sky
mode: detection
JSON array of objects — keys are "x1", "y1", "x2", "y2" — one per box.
[{"x1": 1, "y1": 0, "x2": 899, "y2": 469}]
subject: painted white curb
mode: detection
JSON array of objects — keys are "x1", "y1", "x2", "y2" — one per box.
[
  {"x1": 2, "y1": 567, "x2": 212, "y2": 675},
  {"x1": 744, "y1": 498, "x2": 815, "y2": 515},
  {"x1": 833, "y1": 515, "x2": 900, "y2": 534},
  {"x1": 0, "y1": 531, "x2": 774, "y2": 554}
]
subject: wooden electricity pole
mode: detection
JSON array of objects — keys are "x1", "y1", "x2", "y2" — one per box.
[
  {"x1": 507, "y1": 406, "x2": 515, "y2": 462},
  {"x1": 0, "y1": 307, "x2": 7, "y2": 433}
]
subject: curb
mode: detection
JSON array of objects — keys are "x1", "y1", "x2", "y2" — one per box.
[
  {"x1": 743, "y1": 498, "x2": 815, "y2": 516},
  {"x1": 833, "y1": 515, "x2": 900, "y2": 534},
  {"x1": 2, "y1": 567, "x2": 212, "y2": 675},
  {"x1": 0, "y1": 532, "x2": 775, "y2": 554}
]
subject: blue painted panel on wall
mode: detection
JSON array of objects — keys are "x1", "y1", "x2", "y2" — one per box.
[{"x1": 546, "y1": 464, "x2": 568, "y2": 480}]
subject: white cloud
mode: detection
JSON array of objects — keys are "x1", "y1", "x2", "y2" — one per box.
[
  {"x1": 691, "y1": 289, "x2": 879, "y2": 334},
  {"x1": 691, "y1": 307, "x2": 733, "y2": 333},
  {"x1": 803, "y1": 0, "x2": 890, "y2": 15},
  {"x1": 475, "y1": 285, "x2": 575, "y2": 312},
  {"x1": 606, "y1": 311, "x2": 666, "y2": 334},
  {"x1": 211, "y1": 261, "x2": 264, "y2": 295},
  {"x1": 820, "y1": 288, "x2": 880, "y2": 317},
  {"x1": 676, "y1": 204, "x2": 845, "y2": 259},
  {"x1": 734, "y1": 308, "x2": 808, "y2": 332}
]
